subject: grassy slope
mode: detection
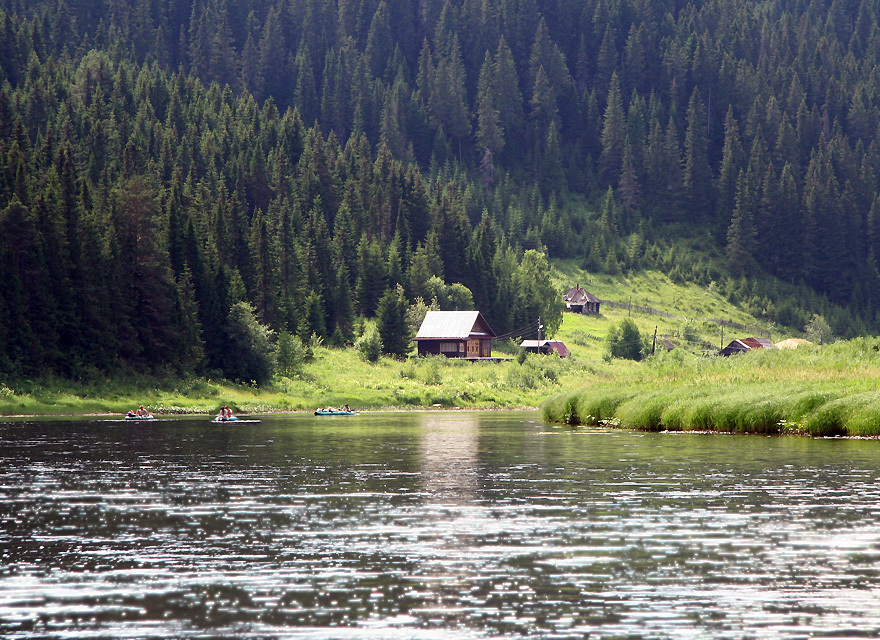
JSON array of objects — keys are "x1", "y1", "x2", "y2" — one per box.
[
  {"x1": 546, "y1": 264, "x2": 880, "y2": 436},
  {"x1": 543, "y1": 339, "x2": 880, "y2": 437},
  {"x1": 551, "y1": 260, "x2": 773, "y2": 357},
  {"x1": 0, "y1": 265, "x2": 839, "y2": 419}
]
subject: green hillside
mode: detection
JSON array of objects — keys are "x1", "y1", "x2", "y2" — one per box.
[
  {"x1": 551, "y1": 262, "x2": 776, "y2": 358},
  {"x1": 0, "y1": 268, "x2": 788, "y2": 415},
  {"x1": 1, "y1": 0, "x2": 879, "y2": 386}
]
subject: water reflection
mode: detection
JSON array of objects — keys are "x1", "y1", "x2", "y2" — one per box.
[
  {"x1": 1, "y1": 414, "x2": 880, "y2": 639},
  {"x1": 418, "y1": 413, "x2": 479, "y2": 501}
]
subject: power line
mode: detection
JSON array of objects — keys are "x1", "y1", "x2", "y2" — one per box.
[{"x1": 494, "y1": 320, "x2": 542, "y2": 342}]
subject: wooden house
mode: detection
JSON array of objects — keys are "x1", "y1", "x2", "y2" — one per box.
[
  {"x1": 564, "y1": 285, "x2": 601, "y2": 314},
  {"x1": 413, "y1": 310, "x2": 496, "y2": 358},
  {"x1": 520, "y1": 339, "x2": 569, "y2": 357},
  {"x1": 720, "y1": 337, "x2": 775, "y2": 357}
]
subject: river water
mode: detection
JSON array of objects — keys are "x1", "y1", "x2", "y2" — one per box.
[{"x1": 1, "y1": 411, "x2": 880, "y2": 639}]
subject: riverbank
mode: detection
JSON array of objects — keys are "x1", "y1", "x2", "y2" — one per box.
[
  {"x1": 0, "y1": 345, "x2": 590, "y2": 416},
  {"x1": 542, "y1": 337, "x2": 880, "y2": 437}
]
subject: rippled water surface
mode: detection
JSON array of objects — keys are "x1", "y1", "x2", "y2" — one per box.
[{"x1": 2, "y1": 412, "x2": 880, "y2": 639}]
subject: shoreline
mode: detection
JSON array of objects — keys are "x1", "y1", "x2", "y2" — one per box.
[{"x1": 0, "y1": 405, "x2": 541, "y2": 419}]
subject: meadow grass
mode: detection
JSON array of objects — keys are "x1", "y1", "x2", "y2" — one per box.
[
  {"x1": 543, "y1": 338, "x2": 880, "y2": 437},
  {"x1": 4, "y1": 266, "x2": 876, "y2": 428},
  {"x1": 0, "y1": 347, "x2": 600, "y2": 416}
]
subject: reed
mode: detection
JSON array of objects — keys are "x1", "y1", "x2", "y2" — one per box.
[{"x1": 543, "y1": 338, "x2": 880, "y2": 437}]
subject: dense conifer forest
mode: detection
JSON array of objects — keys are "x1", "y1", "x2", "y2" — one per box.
[{"x1": 1, "y1": 0, "x2": 879, "y2": 379}]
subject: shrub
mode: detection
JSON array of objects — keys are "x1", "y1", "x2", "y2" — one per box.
[
  {"x1": 276, "y1": 331, "x2": 307, "y2": 378},
  {"x1": 223, "y1": 302, "x2": 276, "y2": 385},
  {"x1": 354, "y1": 325, "x2": 382, "y2": 362},
  {"x1": 421, "y1": 358, "x2": 442, "y2": 385},
  {"x1": 607, "y1": 317, "x2": 644, "y2": 361}
]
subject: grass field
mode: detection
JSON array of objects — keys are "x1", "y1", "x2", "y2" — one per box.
[
  {"x1": 0, "y1": 348, "x2": 594, "y2": 416},
  {"x1": 3, "y1": 265, "x2": 864, "y2": 429},
  {"x1": 543, "y1": 338, "x2": 880, "y2": 437}
]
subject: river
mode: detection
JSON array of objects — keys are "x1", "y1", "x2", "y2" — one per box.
[{"x1": 1, "y1": 411, "x2": 879, "y2": 639}]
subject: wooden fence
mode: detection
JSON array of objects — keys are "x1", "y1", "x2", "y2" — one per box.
[{"x1": 599, "y1": 300, "x2": 772, "y2": 339}]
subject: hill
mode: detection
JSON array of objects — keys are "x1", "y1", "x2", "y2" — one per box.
[
  {"x1": 1, "y1": 1, "x2": 879, "y2": 382},
  {"x1": 0, "y1": 269, "x2": 790, "y2": 415}
]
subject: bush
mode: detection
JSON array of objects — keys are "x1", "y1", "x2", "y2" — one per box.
[
  {"x1": 223, "y1": 302, "x2": 276, "y2": 385},
  {"x1": 607, "y1": 317, "x2": 644, "y2": 361},
  {"x1": 421, "y1": 358, "x2": 442, "y2": 385},
  {"x1": 354, "y1": 325, "x2": 382, "y2": 362},
  {"x1": 276, "y1": 331, "x2": 307, "y2": 377}
]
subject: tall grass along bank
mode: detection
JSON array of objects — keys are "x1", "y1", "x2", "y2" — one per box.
[{"x1": 543, "y1": 338, "x2": 880, "y2": 437}]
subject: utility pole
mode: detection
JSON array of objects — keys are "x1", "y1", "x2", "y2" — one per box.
[
  {"x1": 537, "y1": 316, "x2": 543, "y2": 342},
  {"x1": 652, "y1": 326, "x2": 657, "y2": 355}
]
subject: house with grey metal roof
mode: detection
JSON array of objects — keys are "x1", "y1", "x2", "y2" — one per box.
[{"x1": 413, "y1": 310, "x2": 496, "y2": 358}]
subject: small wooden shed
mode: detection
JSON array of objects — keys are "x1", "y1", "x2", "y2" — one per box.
[
  {"x1": 520, "y1": 339, "x2": 569, "y2": 357},
  {"x1": 413, "y1": 310, "x2": 496, "y2": 358},
  {"x1": 720, "y1": 337, "x2": 775, "y2": 357},
  {"x1": 564, "y1": 285, "x2": 601, "y2": 314}
]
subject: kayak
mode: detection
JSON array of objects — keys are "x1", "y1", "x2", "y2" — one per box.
[
  {"x1": 211, "y1": 417, "x2": 261, "y2": 424},
  {"x1": 314, "y1": 410, "x2": 359, "y2": 416}
]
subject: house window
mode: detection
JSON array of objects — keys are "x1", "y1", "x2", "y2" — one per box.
[{"x1": 440, "y1": 342, "x2": 459, "y2": 353}]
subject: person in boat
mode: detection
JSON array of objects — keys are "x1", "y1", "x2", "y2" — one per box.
[
  {"x1": 343, "y1": 405, "x2": 351, "y2": 412},
  {"x1": 218, "y1": 405, "x2": 234, "y2": 420},
  {"x1": 136, "y1": 405, "x2": 148, "y2": 417},
  {"x1": 126, "y1": 409, "x2": 137, "y2": 418}
]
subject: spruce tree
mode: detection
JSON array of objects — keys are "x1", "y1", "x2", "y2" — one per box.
[
  {"x1": 599, "y1": 72, "x2": 626, "y2": 186},
  {"x1": 376, "y1": 283, "x2": 411, "y2": 358}
]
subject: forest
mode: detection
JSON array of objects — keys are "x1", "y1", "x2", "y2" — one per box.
[{"x1": 1, "y1": 0, "x2": 879, "y2": 381}]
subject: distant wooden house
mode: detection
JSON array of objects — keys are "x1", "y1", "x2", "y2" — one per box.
[
  {"x1": 520, "y1": 339, "x2": 569, "y2": 357},
  {"x1": 413, "y1": 310, "x2": 496, "y2": 358},
  {"x1": 720, "y1": 337, "x2": 775, "y2": 357},
  {"x1": 565, "y1": 285, "x2": 601, "y2": 314}
]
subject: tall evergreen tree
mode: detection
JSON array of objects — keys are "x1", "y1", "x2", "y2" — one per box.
[
  {"x1": 600, "y1": 72, "x2": 626, "y2": 186},
  {"x1": 376, "y1": 283, "x2": 411, "y2": 358}
]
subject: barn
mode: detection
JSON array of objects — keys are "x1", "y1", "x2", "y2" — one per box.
[
  {"x1": 720, "y1": 337, "x2": 775, "y2": 356},
  {"x1": 520, "y1": 339, "x2": 569, "y2": 357},
  {"x1": 413, "y1": 310, "x2": 496, "y2": 358},
  {"x1": 564, "y1": 285, "x2": 601, "y2": 314}
]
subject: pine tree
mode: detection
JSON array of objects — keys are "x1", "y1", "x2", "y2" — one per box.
[
  {"x1": 683, "y1": 88, "x2": 711, "y2": 221},
  {"x1": 600, "y1": 72, "x2": 625, "y2": 186},
  {"x1": 492, "y1": 36, "x2": 524, "y2": 158},
  {"x1": 661, "y1": 116, "x2": 684, "y2": 222},
  {"x1": 376, "y1": 283, "x2": 411, "y2": 358},
  {"x1": 619, "y1": 135, "x2": 641, "y2": 214},
  {"x1": 476, "y1": 50, "x2": 504, "y2": 157},
  {"x1": 365, "y1": 1, "x2": 393, "y2": 79},
  {"x1": 726, "y1": 170, "x2": 758, "y2": 277}
]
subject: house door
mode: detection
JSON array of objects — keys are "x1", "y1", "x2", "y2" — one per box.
[{"x1": 467, "y1": 339, "x2": 480, "y2": 356}]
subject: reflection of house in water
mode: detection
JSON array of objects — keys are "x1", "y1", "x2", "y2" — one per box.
[{"x1": 419, "y1": 413, "x2": 480, "y2": 503}]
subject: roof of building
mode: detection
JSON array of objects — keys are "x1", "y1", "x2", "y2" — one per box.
[
  {"x1": 564, "y1": 285, "x2": 600, "y2": 304},
  {"x1": 414, "y1": 310, "x2": 496, "y2": 341},
  {"x1": 520, "y1": 339, "x2": 569, "y2": 357},
  {"x1": 723, "y1": 337, "x2": 775, "y2": 352}
]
